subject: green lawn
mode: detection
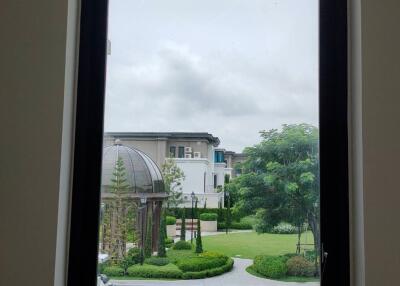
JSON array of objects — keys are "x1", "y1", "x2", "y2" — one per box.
[{"x1": 202, "y1": 231, "x2": 314, "y2": 259}]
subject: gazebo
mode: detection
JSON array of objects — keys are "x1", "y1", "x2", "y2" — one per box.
[{"x1": 100, "y1": 139, "x2": 167, "y2": 260}]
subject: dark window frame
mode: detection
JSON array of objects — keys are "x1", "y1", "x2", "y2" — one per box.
[
  {"x1": 67, "y1": 0, "x2": 349, "y2": 285},
  {"x1": 169, "y1": 145, "x2": 176, "y2": 157},
  {"x1": 178, "y1": 146, "x2": 185, "y2": 158}
]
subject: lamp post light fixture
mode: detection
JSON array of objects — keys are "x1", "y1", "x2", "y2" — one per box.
[
  {"x1": 139, "y1": 195, "x2": 147, "y2": 265},
  {"x1": 190, "y1": 191, "x2": 195, "y2": 244},
  {"x1": 226, "y1": 191, "x2": 230, "y2": 235}
]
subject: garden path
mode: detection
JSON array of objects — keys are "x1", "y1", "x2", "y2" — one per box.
[{"x1": 110, "y1": 258, "x2": 319, "y2": 286}]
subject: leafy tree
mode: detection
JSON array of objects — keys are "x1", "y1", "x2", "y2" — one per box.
[
  {"x1": 161, "y1": 158, "x2": 185, "y2": 208},
  {"x1": 158, "y1": 212, "x2": 167, "y2": 257},
  {"x1": 228, "y1": 124, "x2": 320, "y2": 270},
  {"x1": 180, "y1": 211, "x2": 186, "y2": 241},
  {"x1": 195, "y1": 219, "x2": 203, "y2": 253}
]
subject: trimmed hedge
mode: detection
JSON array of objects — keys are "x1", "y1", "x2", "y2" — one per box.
[
  {"x1": 127, "y1": 263, "x2": 183, "y2": 279},
  {"x1": 286, "y1": 256, "x2": 315, "y2": 277},
  {"x1": 103, "y1": 265, "x2": 124, "y2": 277},
  {"x1": 199, "y1": 213, "x2": 218, "y2": 221},
  {"x1": 253, "y1": 255, "x2": 287, "y2": 279},
  {"x1": 173, "y1": 240, "x2": 192, "y2": 250},
  {"x1": 166, "y1": 216, "x2": 177, "y2": 225},
  {"x1": 217, "y1": 221, "x2": 253, "y2": 230},
  {"x1": 144, "y1": 257, "x2": 170, "y2": 266},
  {"x1": 176, "y1": 256, "x2": 227, "y2": 272},
  {"x1": 165, "y1": 237, "x2": 174, "y2": 247},
  {"x1": 181, "y1": 258, "x2": 234, "y2": 279},
  {"x1": 167, "y1": 208, "x2": 227, "y2": 220}
]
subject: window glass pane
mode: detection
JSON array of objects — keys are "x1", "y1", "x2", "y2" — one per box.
[{"x1": 98, "y1": 1, "x2": 320, "y2": 285}]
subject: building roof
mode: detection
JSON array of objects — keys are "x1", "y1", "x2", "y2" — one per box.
[
  {"x1": 101, "y1": 140, "x2": 165, "y2": 196},
  {"x1": 105, "y1": 132, "x2": 220, "y2": 146}
]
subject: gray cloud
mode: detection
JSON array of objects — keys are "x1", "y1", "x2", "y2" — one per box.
[{"x1": 104, "y1": 0, "x2": 318, "y2": 152}]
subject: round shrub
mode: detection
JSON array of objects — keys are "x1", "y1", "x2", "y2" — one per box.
[
  {"x1": 166, "y1": 216, "x2": 177, "y2": 225},
  {"x1": 126, "y1": 247, "x2": 141, "y2": 265},
  {"x1": 127, "y1": 264, "x2": 183, "y2": 279},
  {"x1": 181, "y1": 258, "x2": 234, "y2": 279},
  {"x1": 102, "y1": 265, "x2": 124, "y2": 277},
  {"x1": 144, "y1": 256, "x2": 170, "y2": 266},
  {"x1": 200, "y1": 213, "x2": 218, "y2": 221},
  {"x1": 286, "y1": 256, "x2": 315, "y2": 277},
  {"x1": 231, "y1": 221, "x2": 253, "y2": 230},
  {"x1": 173, "y1": 240, "x2": 192, "y2": 250},
  {"x1": 253, "y1": 255, "x2": 288, "y2": 279},
  {"x1": 176, "y1": 256, "x2": 227, "y2": 272},
  {"x1": 165, "y1": 237, "x2": 174, "y2": 247}
]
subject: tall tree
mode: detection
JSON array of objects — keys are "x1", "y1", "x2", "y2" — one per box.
[
  {"x1": 180, "y1": 211, "x2": 186, "y2": 241},
  {"x1": 195, "y1": 219, "x2": 203, "y2": 253},
  {"x1": 144, "y1": 214, "x2": 153, "y2": 258},
  {"x1": 104, "y1": 157, "x2": 130, "y2": 264},
  {"x1": 161, "y1": 158, "x2": 185, "y2": 208},
  {"x1": 158, "y1": 212, "x2": 167, "y2": 257}
]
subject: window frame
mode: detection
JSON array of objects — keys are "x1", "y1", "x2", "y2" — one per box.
[
  {"x1": 169, "y1": 145, "x2": 176, "y2": 158},
  {"x1": 178, "y1": 146, "x2": 185, "y2": 158},
  {"x1": 67, "y1": 0, "x2": 349, "y2": 285}
]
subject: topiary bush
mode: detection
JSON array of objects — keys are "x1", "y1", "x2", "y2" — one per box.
[
  {"x1": 286, "y1": 256, "x2": 315, "y2": 277},
  {"x1": 103, "y1": 265, "x2": 125, "y2": 277},
  {"x1": 126, "y1": 247, "x2": 141, "y2": 265},
  {"x1": 127, "y1": 263, "x2": 183, "y2": 279},
  {"x1": 200, "y1": 213, "x2": 218, "y2": 221},
  {"x1": 173, "y1": 240, "x2": 192, "y2": 250},
  {"x1": 181, "y1": 258, "x2": 234, "y2": 279},
  {"x1": 166, "y1": 216, "x2": 177, "y2": 225},
  {"x1": 253, "y1": 255, "x2": 288, "y2": 279},
  {"x1": 176, "y1": 256, "x2": 228, "y2": 272},
  {"x1": 165, "y1": 237, "x2": 174, "y2": 247},
  {"x1": 144, "y1": 256, "x2": 170, "y2": 266}
]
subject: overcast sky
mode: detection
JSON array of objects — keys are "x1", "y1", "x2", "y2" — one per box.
[{"x1": 104, "y1": 0, "x2": 318, "y2": 152}]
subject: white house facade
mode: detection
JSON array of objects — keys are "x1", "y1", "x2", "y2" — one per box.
[{"x1": 103, "y1": 132, "x2": 246, "y2": 208}]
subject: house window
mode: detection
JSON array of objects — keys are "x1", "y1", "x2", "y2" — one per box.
[
  {"x1": 214, "y1": 151, "x2": 224, "y2": 163},
  {"x1": 214, "y1": 174, "x2": 217, "y2": 189},
  {"x1": 178, "y1": 146, "x2": 185, "y2": 158},
  {"x1": 169, "y1": 146, "x2": 176, "y2": 157}
]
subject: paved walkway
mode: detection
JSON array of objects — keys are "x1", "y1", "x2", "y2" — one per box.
[{"x1": 110, "y1": 258, "x2": 319, "y2": 286}]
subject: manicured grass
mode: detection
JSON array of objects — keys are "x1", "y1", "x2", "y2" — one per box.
[
  {"x1": 202, "y1": 231, "x2": 314, "y2": 259},
  {"x1": 246, "y1": 265, "x2": 319, "y2": 283}
]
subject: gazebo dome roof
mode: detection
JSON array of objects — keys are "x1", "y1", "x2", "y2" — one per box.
[{"x1": 101, "y1": 140, "x2": 165, "y2": 196}]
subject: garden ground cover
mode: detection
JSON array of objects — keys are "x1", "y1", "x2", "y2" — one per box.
[
  {"x1": 245, "y1": 265, "x2": 318, "y2": 282},
  {"x1": 202, "y1": 231, "x2": 314, "y2": 259}
]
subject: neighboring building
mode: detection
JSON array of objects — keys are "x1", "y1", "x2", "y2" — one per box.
[{"x1": 103, "y1": 132, "x2": 246, "y2": 208}]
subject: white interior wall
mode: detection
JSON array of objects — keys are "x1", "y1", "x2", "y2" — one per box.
[
  {"x1": 0, "y1": 0, "x2": 79, "y2": 285},
  {"x1": 350, "y1": 1, "x2": 400, "y2": 285}
]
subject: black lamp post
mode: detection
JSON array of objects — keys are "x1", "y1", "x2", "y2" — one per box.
[
  {"x1": 226, "y1": 191, "x2": 230, "y2": 235},
  {"x1": 139, "y1": 195, "x2": 147, "y2": 265},
  {"x1": 190, "y1": 191, "x2": 195, "y2": 244}
]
